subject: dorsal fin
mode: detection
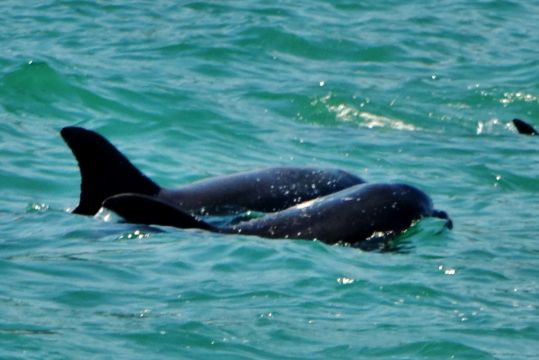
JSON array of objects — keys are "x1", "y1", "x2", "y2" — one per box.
[
  {"x1": 513, "y1": 118, "x2": 538, "y2": 136},
  {"x1": 61, "y1": 127, "x2": 160, "y2": 215},
  {"x1": 103, "y1": 193, "x2": 217, "y2": 231}
]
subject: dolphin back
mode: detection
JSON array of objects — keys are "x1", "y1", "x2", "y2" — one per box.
[{"x1": 228, "y1": 183, "x2": 451, "y2": 246}]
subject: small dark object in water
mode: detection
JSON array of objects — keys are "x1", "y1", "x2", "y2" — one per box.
[{"x1": 513, "y1": 118, "x2": 538, "y2": 136}]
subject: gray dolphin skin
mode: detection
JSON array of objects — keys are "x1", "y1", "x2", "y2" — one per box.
[
  {"x1": 103, "y1": 183, "x2": 452, "y2": 249},
  {"x1": 60, "y1": 127, "x2": 365, "y2": 216}
]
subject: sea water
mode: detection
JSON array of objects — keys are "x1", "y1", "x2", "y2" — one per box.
[{"x1": 1, "y1": 1, "x2": 538, "y2": 359}]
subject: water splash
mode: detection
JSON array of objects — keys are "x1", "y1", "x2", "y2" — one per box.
[
  {"x1": 314, "y1": 93, "x2": 417, "y2": 130},
  {"x1": 476, "y1": 118, "x2": 515, "y2": 135},
  {"x1": 499, "y1": 91, "x2": 538, "y2": 105}
]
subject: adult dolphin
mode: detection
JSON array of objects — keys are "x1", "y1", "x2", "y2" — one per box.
[
  {"x1": 103, "y1": 182, "x2": 452, "y2": 249},
  {"x1": 60, "y1": 127, "x2": 365, "y2": 216}
]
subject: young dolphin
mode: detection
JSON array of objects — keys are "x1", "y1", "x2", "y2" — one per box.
[
  {"x1": 60, "y1": 127, "x2": 365, "y2": 216},
  {"x1": 103, "y1": 182, "x2": 452, "y2": 248}
]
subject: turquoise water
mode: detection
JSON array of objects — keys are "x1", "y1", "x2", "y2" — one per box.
[{"x1": 1, "y1": 0, "x2": 539, "y2": 358}]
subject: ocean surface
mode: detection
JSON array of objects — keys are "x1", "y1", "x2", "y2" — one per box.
[{"x1": 1, "y1": 1, "x2": 539, "y2": 358}]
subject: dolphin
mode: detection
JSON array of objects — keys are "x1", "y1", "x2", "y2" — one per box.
[
  {"x1": 102, "y1": 182, "x2": 452, "y2": 249},
  {"x1": 513, "y1": 118, "x2": 538, "y2": 136},
  {"x1": 60, "y1": 127, "x2": 365, "y2": 216}
]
